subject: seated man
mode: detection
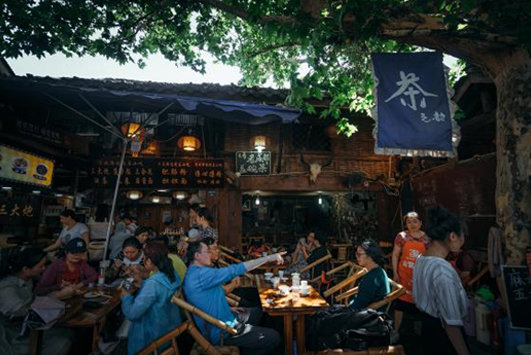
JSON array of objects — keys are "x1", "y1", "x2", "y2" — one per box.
[{"x1": 184, "y1": 241, "x2": 283, "y2": 355}]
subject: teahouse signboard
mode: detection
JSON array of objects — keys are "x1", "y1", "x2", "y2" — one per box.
[
  {"x1": 91, "y1": 158, "x2": 224, "y2": 189},
  {"x1": 235, "y1": 151, "x2": 271, "y2": 176},
  {"x1": 0, "y1": 144, "x2": 54, "y2": 187},
  {"x1": 0, "y1": 197, "x2": 40, "y2": 225}
]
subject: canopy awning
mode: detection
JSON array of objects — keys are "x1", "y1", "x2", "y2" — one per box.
[{"x1": 0, "y1": 75, "x2": 301, "y2": 125}]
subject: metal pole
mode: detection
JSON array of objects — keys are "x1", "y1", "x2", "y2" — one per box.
[
  {"x1": 78, "y1": 94, "x2": 123, "y2": 136},
  {"x1": 103, "y1": 138, "x2": 129, "y2": 259},
  {"x1": 44, "y1": 93, "x2": 124, "y2": 140}
]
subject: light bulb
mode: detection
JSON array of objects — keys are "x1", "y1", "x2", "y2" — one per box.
[
  {"x1": 318, "y1": 196, "x2": 323, "y2": 205},
  {"x1": 255, "y1": 196, "x2": 260, "y2": 205}
]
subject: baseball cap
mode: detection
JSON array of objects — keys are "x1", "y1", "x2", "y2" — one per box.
[{"x1": 65, "y1": 238, "x2": 87, "y2": 254}]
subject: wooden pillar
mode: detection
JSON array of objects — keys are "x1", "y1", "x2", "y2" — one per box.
[{"x1": 218, "y1": 188, "x2": 242, "y2": 250}]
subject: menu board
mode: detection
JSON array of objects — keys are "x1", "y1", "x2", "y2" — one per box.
[
  {"x1": 235, "y1": 151, "x2": 271, "y2": 176},
  {"x1": 0, "y1": 144, "x2": 54, "y2": 187},
  {"x1": 91, "y1": 158, "x2": 224, "y2": 188},
  {"x1": 0, "y1": 197, "x2": 40, "y2": 225},
  {"x1": 501, "y1": 265, "x2": 531, "y2": 329}
]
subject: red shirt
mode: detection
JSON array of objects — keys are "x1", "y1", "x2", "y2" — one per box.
[{"x1": 62, "y1": 264, "x2": 82, "y2": 285}]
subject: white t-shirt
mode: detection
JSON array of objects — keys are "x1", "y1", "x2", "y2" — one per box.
[
  {"x1": 58, "y1": 222, "x2": 89, "y2": 244},
  {"x1": 413, "y1": 255, "x2": 468, "y2": 326}
]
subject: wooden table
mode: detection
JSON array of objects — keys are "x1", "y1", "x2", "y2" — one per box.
[
  {"x1": 29, "y1": 288, "x2": 122, "y2": 355},
  {"x1": 258, "y1": 276, "x2": 328, "y2": 355}
]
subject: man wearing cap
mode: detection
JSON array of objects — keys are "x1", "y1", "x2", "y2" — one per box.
[
  {"x1": 44, "y1": 209, "x2": 90, "y2": 253},
  {"x1": 36, "y1": 239, "x2": 98, "y2": 297}
]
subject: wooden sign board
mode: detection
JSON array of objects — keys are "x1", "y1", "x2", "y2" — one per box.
[
  {"x1": 91, "y1": 158, "x2": 224, "y2": 189},
  {"x1": 235, "y1": 151, "x2": 271, "y2": 176},
  {"x1": 501, "y1": 265, "x2": 531, "y2": 329}
]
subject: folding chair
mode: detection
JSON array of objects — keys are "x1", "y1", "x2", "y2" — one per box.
[{"x1": 171, "y1": 292, "x2": 240, "y2": 355}]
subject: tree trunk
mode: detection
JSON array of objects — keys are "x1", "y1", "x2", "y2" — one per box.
[{"x1": 495, "y1": 50, "x2": 531, "y2": 265}]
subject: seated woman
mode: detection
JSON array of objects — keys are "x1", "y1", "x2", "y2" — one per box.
[
  {"x1": 111, "y1": 237, "x2": 147, "y2": 284},
  {"x1": 0, "y1": 247, "x2": 73, "y2": 355},
  {"x1": 121, "y1": 241, "x2": 182, "y2": 355},
  {"x1": 247, "y1": 239, "x2": 270, "y2": 259},
  {"x1": 35, "y1": 239, "x2": 98, "y2": 297},
  {"x1": 349, "y1": 239, "x2": 391, "y2": 312},
  {"x1": 286, "y1": 230, "x2": 327, "y2": 279}
]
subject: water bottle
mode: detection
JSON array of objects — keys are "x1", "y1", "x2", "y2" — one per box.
[{"x1": 98, "y1": 268, "x2": 106, "y2": 288}]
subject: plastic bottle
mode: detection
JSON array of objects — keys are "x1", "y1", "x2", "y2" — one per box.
[
  {"x1": 475, "y1": 302, "x2": 491, "y2": 345},
  {"x1": 98, "y1": 268, "x2": 106, "y2": 288},
  {"x1": 292, "y1": 275, "x2": 300, "y2": 287}
]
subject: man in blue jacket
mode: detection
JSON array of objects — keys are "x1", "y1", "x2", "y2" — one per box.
[{"x1": 184, "y1": 241, "x2": 282, "y2": 355}]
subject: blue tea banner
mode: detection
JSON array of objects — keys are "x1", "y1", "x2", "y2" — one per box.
[{"x1": 371, "y1": 52, "x2": 458, "y2": 157}]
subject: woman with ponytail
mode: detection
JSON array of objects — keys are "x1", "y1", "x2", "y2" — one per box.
[
  {"x1": 349, "y1": 239, "x2": 391, "y2": 312},
  {"x1": 121, "y1": 241, "x2": 182, "y2": 355},
  {"x1": 413, "y1": 206, "x2": 469, "y2": 355}
]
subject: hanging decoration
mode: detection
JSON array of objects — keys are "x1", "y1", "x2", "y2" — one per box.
[
  {"x1": 177, "y1": 135, "x2": 201, "y2": 152},
  {"x1": 121, "y1": 122, "x2": 146, "y2": 158},
  {"x1": 371, "y1": 51, "x2": 460, "y2": 157}
]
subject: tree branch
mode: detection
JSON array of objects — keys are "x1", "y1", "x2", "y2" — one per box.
[
  {"x1": 197, "y1": 0, "x2": 296, "y2": 25},
  {"x1": 247, "y1": 41, "x2": 301, "y2": 58}
]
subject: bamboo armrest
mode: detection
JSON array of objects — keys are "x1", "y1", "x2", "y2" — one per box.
[
  {"x1": 219, "y1": 245, "x2": 236, "y2": 254},
  {"x1": 323, "y1": 268, "x2": 368, "y2": 298},
  {"x1": 300, "y1": 252, "x2": 332, "y2": 274},
  {"x1": 367, "y1": 283, "x2": 406, "y2": 310},
  {"x1": 225, "y1": 296, "x2": 239, "y2": 307},
  {"x1": 310, "y1": 261, "x2": 356, "y2": 283},
  {"x1": 336, "y1": 286, "x2": 359, "y2": 302},
  {"x1": 220, "y1": 251, "x2": 242, "y2": 264},
  {"x1": 171, "y1": 295, "x2": 238, "y2": 336},
  {"x1": 466, "y1": 266, "x2": 489, "y2": 286}
]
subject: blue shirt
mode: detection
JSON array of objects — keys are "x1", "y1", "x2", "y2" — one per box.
[
  {"x1": 183, "y1": 263, "x2": 247, "y2": 344},
  {"x1": 122, "y1": 271, "x2": 182, "y2": 355}
]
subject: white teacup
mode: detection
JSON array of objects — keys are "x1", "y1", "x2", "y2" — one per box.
[
  {"x1": 272, "y1": 247, "x2": 278, "y2": 253},
  {"x1": 301, "y1": 280, "x2": 308, "y2": 287},
  {"x1": 264, "y1": 272, "x2": 273, "y2": 281},
  {"x1": 262, "y1": 251, "x2": 268, "y2": 257},
  {"x1": 301, "y1": 285, "x2": 311, "y2": 296},
  {"x1": 279, "y1": 285, "x2": 290, "y2": 296},
  {"x1": 278, "y1": 270, "x2": 284, "y2": 278},
  {"x1": 291, "y1": 272, "x2": 300, "y2": 278}
]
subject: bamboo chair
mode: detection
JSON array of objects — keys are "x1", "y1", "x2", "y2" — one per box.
[
  {"x1": 336, "y1": 279, "x2": 406, "y2": 313},
  {"x1": 322, "y1": 263, "x2": 368, "y2": 303},
  {"x1": 171, "y1": 292, "x2": 240, "y2": 355},
  {"x1": 300, "y1": 252, "x2": 332, "y2": 280},
  {"x1": 316, "y1": 345, "x2": 405, "y2": 355},
  {"x1": 136, "y1": 320, "x2": 192, "y2": 355}
]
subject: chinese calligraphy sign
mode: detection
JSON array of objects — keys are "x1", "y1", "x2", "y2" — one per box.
[
  {"x1": 235, "y1": 151, "x2": 271, "y2": 176},
  {"x1": 91, "y1": 158, "x2": 224, "y2": 188},
  {"x1": 0, "y1": 198, "x2": 39, "y2": 225},
  {"x1": 501, "y1": 266, "x2": 531, "y2": 329}
]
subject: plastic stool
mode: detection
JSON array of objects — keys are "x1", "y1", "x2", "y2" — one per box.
[{"x1": 517, "y1": 344, "x2": 531, "y2": 355}]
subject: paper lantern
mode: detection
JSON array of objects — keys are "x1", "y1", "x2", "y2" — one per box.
[
  {"x1": 150, "y1": 195, "x2": 161, "y2": 204},
  {"x1": 121, "y1": 123, "x2": 145, "y2": 138},
  {"x1": 126, "y1": 190, "x2": 143, "y2": 200},
  {"x1": 177, "y1": 136, "x2": 201, "y2": 151}
]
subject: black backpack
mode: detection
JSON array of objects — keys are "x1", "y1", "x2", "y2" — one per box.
[{"x1": 306, "y1": 306, "x2": 393, "y2": 352}]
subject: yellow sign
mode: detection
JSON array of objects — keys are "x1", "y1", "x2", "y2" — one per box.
[{"x1": 0, "y1": 145, "x2": 54, "y2": 187}]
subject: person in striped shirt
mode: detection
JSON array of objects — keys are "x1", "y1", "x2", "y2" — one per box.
[{"x1": 413, "y1": 206, "x2": 470, "y2": 355}]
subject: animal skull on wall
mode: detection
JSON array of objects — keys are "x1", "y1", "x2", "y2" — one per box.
[{"x1": 299, "y1": 150, "x2": 334, "y2": 184}]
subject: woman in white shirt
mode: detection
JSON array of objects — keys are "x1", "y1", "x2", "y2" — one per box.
[
  {"x1": 413, "y1": 206, "x2": 470, "y2": 355},
  {"x1": 44, "y1": 209, "x2": 89, "y2": 253}
]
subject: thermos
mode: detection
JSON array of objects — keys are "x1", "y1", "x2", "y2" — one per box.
[{"x1": 475, "y1": 302, "x2": 491, "y2": 345}]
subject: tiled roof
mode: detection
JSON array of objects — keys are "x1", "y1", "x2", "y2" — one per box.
[{"x1": 1, "y1": 74, "x2": 293, "y2": 105}]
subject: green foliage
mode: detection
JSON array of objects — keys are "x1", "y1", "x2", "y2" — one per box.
[{"x1": 1, "y1": 0, "x2": 527, "y2": 135}]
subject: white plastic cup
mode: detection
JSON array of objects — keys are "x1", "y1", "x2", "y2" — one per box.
[
  {"x1": 278, "y1": 270, "x2": 284, "y2": 279},
  {"x1": 272, "y1": 277, "x2": 280, "y2": 289}
]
